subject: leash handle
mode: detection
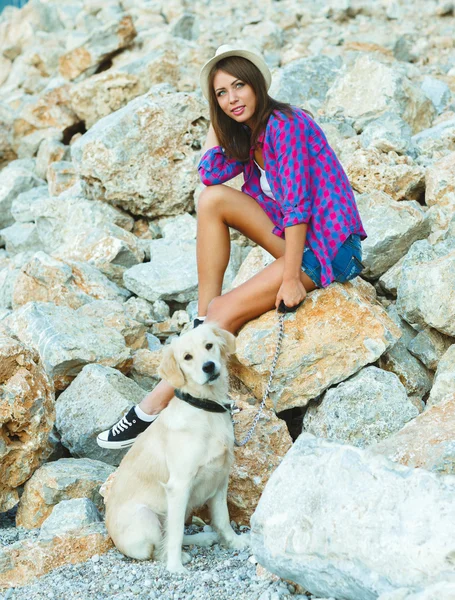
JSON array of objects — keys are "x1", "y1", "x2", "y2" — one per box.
[{"x1": 278, "y1": 299, "x2": 303, "y2": 313}]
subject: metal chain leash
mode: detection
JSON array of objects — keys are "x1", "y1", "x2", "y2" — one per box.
[{"x1": 233, "y1": 311, "x2": 286, "y2": 447}]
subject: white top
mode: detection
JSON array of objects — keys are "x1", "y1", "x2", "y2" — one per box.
[{"x1": 254, "y1": 160, "x2": 276, "y2": 201}]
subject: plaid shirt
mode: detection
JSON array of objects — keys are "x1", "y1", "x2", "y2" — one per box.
[{"x1": 198, "y1": 107, "x2": 367, "y2": 287}]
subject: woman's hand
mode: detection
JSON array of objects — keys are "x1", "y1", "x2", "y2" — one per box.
[{"x1": 275, "y1": 277, "x2": 307, "y2": 310}]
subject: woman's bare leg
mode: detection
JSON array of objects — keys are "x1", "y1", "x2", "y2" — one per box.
[
  {"x1": 196, "y1": 184, "x2": 286, "y2": 315},
  {"x1": 139, "y1": 184, "x2": 287, "y2": 414}
]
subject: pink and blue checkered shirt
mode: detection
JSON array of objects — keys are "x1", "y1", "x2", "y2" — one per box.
[{"x1": 198, "y1": 108, "x2": 367, "y2": 287}]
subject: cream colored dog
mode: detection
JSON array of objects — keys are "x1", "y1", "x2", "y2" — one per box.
[{"x1": 105, "y1": 323, "x2": 248, "y2": 573}]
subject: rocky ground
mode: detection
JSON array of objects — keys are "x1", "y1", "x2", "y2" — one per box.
[{"x1": 1, "y1": 0, "x2": 455, "y2": 598}]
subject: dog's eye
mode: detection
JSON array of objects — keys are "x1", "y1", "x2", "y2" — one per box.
[
  {"x1": 205, "y1": 343, "x2": 213, "y2": 350},
  {"x1": 184, "y1": 353, "x2": 192, "y2": 361}
]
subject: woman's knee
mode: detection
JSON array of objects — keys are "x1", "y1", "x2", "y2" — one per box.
[{"x1": 197, "y1": 185, "x2": 227, "y2": 216}]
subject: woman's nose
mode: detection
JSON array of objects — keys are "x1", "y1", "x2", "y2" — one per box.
[{"x1": 229, "y1": 90, "x2": 238, "y2": 103}]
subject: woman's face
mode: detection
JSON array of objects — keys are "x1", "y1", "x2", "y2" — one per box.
[{"x1": 213, "y1": 70, "x2": 257, "y2": 128}]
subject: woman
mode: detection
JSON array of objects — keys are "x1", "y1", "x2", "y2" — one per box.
[{"x1": 97, "y1": 44, "x2": 367, "y2": 449}]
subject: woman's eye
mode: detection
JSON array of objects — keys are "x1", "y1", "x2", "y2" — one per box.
[
  {"x1": 205, "y1": 343, "x2": 213, "y2": 350},
  {"x1": 236, "y1": 82, "x2": 244, "y2": 88},
  {"x1": 184, "y1": 354, "x2": 192, "y2": 361},
  {"x1": 217, "y1": 90, "x2": 225, "y2": 97}
]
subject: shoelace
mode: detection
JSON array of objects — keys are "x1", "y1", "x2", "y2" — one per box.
[{"x1": 112, "y1": 415, "x2": 133, "y2": 436}]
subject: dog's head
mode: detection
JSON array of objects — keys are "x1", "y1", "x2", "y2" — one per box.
[{"x1": 158, "y1": 323, "x2": 236, "y2": 390}]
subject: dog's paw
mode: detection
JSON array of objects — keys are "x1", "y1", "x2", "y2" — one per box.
[
  {"x1": 181, "y1": 551, "x2": 192, "y2": 565},
  {"x1": 167, "y1": 561, "x2": 189, "y2": 574},
  {"x1": 225, "y1": 532, "x2": 250, "y2": 551}
]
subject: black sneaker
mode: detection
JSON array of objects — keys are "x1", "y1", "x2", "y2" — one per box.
[{"x1": 96, "y1": 406, "x2": 155, "y2": 449}]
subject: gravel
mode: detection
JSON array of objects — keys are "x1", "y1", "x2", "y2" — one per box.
[{"x1": 0, "y1": 510, "x2": 334, "y2": 600}]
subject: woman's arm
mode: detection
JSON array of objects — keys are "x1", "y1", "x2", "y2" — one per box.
[
  {"x1": 275, "y1": 223, "x2": 308, "y2": 309},
  {"x1": 198, "y1": 123, "x2": 245, "y2": 186}
]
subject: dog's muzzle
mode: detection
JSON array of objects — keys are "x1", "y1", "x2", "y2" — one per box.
[{"x1": 202, "y1": 361, "x2": 220, "y2": 382}]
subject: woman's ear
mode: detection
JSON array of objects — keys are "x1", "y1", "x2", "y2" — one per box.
[{"x1": 158, "y1": 344, "x2": 185, "y2": 388}]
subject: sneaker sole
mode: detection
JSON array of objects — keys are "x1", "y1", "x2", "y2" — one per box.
[{"x1": 96, "y1": 436, "x2": 135, "y2": 450}]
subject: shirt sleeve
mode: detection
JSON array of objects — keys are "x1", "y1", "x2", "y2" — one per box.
[
  {"x1": 269, "y1": 113, "x2": 312, "y2": 228},
  {"x1": 197, "y1": 146, "x2": 245, "y2": 186}
]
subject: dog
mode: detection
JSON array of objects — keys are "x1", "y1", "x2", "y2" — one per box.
[{"x1": 105, "y1": 322, "x2": 248, "y2": 573}]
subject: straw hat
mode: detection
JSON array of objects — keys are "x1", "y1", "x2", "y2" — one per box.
[{"x1": 199, "y1": 44, "x2": 272, "y2": 100}]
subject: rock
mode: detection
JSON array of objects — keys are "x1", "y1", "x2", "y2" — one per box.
[
  {"x1": 360, "y1": 112, "x2": 413, "y2": 155},
  {"x1": 357, "y1": 191, "x2": 429, "y2": 279},
  {"x1": 324, "y1": 54, "x2": 435, "y2": 133},
  {"x1": 11, "y1": 185, "x2": 48, "y2": 223},
  {"x1": 0, "y1": 159, "x2": 44, "y2": 229},
  {"x1": 0, "y1": 521, "x2": 112, "y2": 588},
  {"x1": 371, "y1": 395, "x2": 455, "y2": 475},
  {"x1": 3, "y1": 302, "x2": 131, "y2": 390},
  {"x1": 128, "y1": 347, "x2": 162, "y2": 391},
  {"x1": 53, "y1": 222, "x2": 144, "y2": 276},
  {"x1": 16, "y1": 458, "x2": 115, "y2": 529},
  {"x1": 159, "y1": 212, "x2": 197, "y2": 240},
  {"x1": 427, "y1": 345, "x2": 455, "y2": 407},
  {"x1": 303, "y1": 366, "x2": 420, "y2": 447},
  {"x1": 47, "y1": 160, "x2": 77, "y2": 196},
  {"x1": 39, "y1": 498, "x2": 102, "y2": 540},
  {"x1": 55, "y1": 364, "x2": 145, "y2": 465},
  {"x1": 378, "y1": 305, "x2": 433, "y2": 398},
  {"x1": 77, "y1": 299, "x2": 147, "y2": 349},
  {"x1": 425, "y1": 151, "x2": 455, "y2": 211},
  {"x1": 421, "y1": 76, "x2": 452, "y2": 114},
  {"x1": 123, "y1": 296, "x2": 169, "y2": 326},
  {"x1": 0, "y1": 334, "x2": 54, "y2": 512},
  {"x1": 58, "y1": 15, "x2": 137, "y2": 81},
  {"x1": 71, "y1": 84, "x2": 207, "y2": 219},
  {"x1": 268, "y1": 55, "x2": 341, "y2": 113},
  {"x1": 232, "y1": 280, "x2": 401, "y2": 412},
  {"x1": 152, "y1": 309, "x2": 190, "y2": 340},
  {"x1": 412, "y1": 116, "x2": 455, "y2": 160},
  {"x1": 378, "y1": 256, "x2": 406, "y2": 297},
  {"x1": 407, "y1": 328, "x2": 454, "y2": 371},
  {"x1": 0, "y1": 222, "x2": 43, "y2": 255},
  {"x1": 231, "y1": 247, "x2": 273, "y2": 289},
  {"x1": 344, "y1": 148, "x2": 425, "y2": 202},
  {"x1": 12, "y1": 252, "x2": 131, "y2": 310},
  {"x1": 35, "y1": 138, "x2": 69, "y2": 181},
  {"x1": 378, "y1": 582, "x2": 455, "y2": 600},
  {"x1": 396, "y1": 238, "x2": 455, "y2": 336},
  {"x1": 251, "y1": 434, "x2": 455, "y2": 600}
]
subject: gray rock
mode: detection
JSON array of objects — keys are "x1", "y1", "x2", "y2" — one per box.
[
  {"x1": 378, "y1": 305, "x2": 433, "y2": 399},
  {"x1": 71, "y1": 85, "x2": 206, "y2": 219},
  {"x1": 378, "y1": 256, "x2": 405, "y2": 297},
  {"x1": 269, "y1": 55, "x2": 341, "y2": 112},
  {"x1": 421, "y1": 76, "x2": 452, "y2": 114},
  {"x1": 303, "y1": 366, "x2": 419, "y2": 448},
  {"x1": 378, "y1": 582, "x2": 455, "y2": 599},
  {"x1": 159, "y1": 212, "x2": 197, "y2": 240},
  {"x1": 357, "y1": 191, "x2": 429, "y2": 279},
  {"x1": 124, "y1": 296, "x2": 170, "y2": 326},
  {"x1": 3, "y1": 301, "x2": 131, "y2": 389},
  {"x1": 39, "y1": 498, "x2": 101, "y2": 541},
  {"x1": 324, "y1": 54, "x2": 435, "y2": 133},
  {"x1": 11, "y1": 185, "x2": 49, "y2": 223},
  {"x1": 0, "y1": 222, "x2": 43, "y2": 255},
  {"x1": 251, "y1": 434, "x2": 455, "y2": 600},
  {"x1": 407, "y1": 328, "x2": 454, "y2": 370},
  {"x1": 427, "y1": 344, "x2": 455, "y2": 407},
  {"x1": 124, "y1": 238, "x2": 243, "y2": 303},
  {"x1": 360, "y1": 112, "x2": 413, "y2": 155},
  {"x1": 412, "y1": 116, "x2": 455, "y2": 160},
  {"x1": 0, "y1": 160, "x2": 44, "y2": 229},
  {"x1": 396, "y1": 238, "x2": 455, "y2": 336},
  {"x1": 55, "y1": 363, "x2": 145, "y2": 465}
]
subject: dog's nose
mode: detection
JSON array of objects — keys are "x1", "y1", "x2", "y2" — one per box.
[{"x1": 202, "y1": 361, "x2": 215, "y2": 374}]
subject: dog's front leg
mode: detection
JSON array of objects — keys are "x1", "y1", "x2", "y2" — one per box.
[
  {"x1": 208, "y1": 480, "x2": 249, "y2": 550},
  {"x1": 164, "y1": 478, "x2": 191, "y2": 573}
]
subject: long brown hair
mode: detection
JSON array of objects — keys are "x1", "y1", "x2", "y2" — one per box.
[{"x1": 208, "y1": 56, "x2": 294, "y2": 162}]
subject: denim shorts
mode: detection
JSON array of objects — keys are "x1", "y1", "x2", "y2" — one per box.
[{"x1": 301, "y1": 234, "x2": 364, "y2": 288}]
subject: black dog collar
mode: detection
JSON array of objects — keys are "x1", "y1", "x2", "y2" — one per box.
[{"x1": 174, "y1": 389, "x2": 230, "y2": 413}]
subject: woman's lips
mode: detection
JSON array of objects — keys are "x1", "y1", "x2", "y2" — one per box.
[{"x1": 232, "y1": 106, "x2": 245, "y2": 115}]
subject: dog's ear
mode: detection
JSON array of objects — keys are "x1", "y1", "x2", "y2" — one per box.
[
  {"x1": 158, "y1": 344, "x2": 185, "y2": 388},
  {"x1": 208, "y1": 324, "x2": 236, "y2": 357}
]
